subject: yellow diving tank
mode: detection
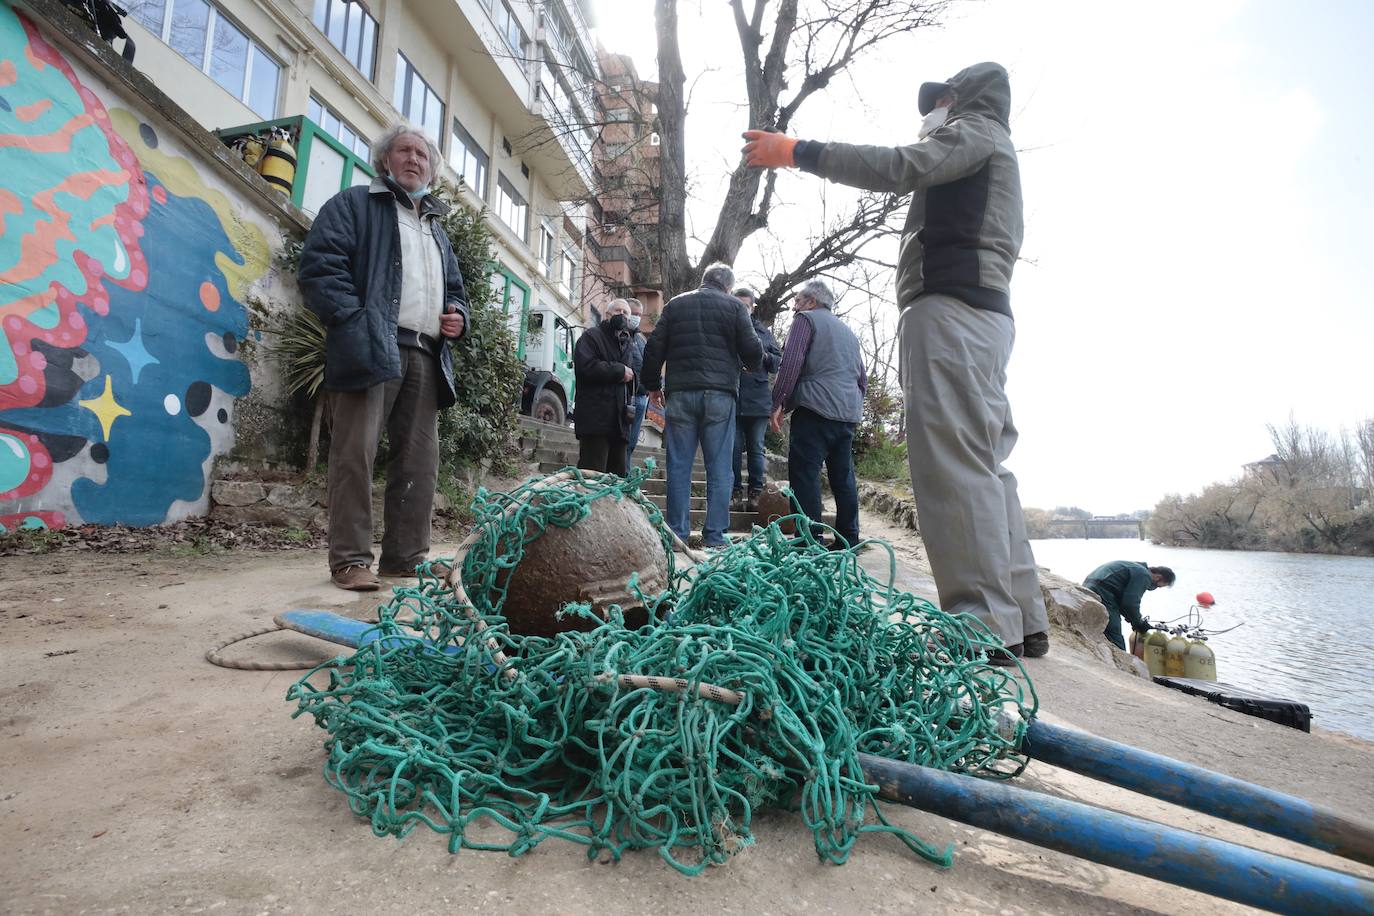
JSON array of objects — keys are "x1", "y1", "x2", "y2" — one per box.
[
  {"x1": 1143, "y1": 629, "x2": 1170, "y2": 678},
  {"x1": 1184, "y1": 638, "x2": 1217, "y2": 681},
  {"x1": 1164, "y1": 632, "x2": 1189, "y2": 677},
  {"x1": 257, "y1": 133, "x2": 296, "y2": 196}
]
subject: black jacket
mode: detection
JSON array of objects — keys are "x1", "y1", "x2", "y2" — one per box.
[
  {"x1": 297, "y1": 181, "x2": 471, "y2": 408},
  {"x1": 628, "y1": 331, "x2": 647, "y2": 396},
  {"x1": 641, "y1": 285, "x2": 763, "y2": 395},
  {"x1": 736, "y1": 317, "x2": 782, "y2": 417},
  {"x1": 573, "y1": 321, "x2": 635, "y2": 439}
]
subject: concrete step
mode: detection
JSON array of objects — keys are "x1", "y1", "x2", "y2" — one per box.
[{"x1": 536, "y1": 462, "x2": 706, "y2": 484}]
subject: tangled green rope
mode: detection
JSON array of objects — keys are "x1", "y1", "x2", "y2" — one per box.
[{"x1": 287, "y1": 467, "x2": 1037, "y2": 875}]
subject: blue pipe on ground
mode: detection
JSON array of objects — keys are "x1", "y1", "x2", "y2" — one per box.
[
  {"x1": 858, "y1": 752, "x2": 1374, "y2": 915},
  {"x1": 1022, "y1": 719, "x2": 1374, "y2": 868}
]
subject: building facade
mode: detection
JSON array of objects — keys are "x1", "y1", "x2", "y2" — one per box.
[{"x1": 120, "y1": 0, "x2": 602, "y2": 366}]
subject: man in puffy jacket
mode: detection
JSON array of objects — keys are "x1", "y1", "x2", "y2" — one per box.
[
  {"x1": 642, "y1": 263, "x2": 763, "y2": 547},
  {"x1": 742, "y1": 61, "x2": 1047, "y2": 665},
  {"x1": 1084, "y1": 561, "x2": 1176, "y2": 651},
  {"x1": 298, "y1": 123, "x2": 470, "y2": 592},
  {"x1": 731, "y1": 287, "x2": 781, "y2": 511}
]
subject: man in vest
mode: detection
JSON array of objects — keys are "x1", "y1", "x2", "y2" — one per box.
[
  {"x1": 743, "y1": 62, "x2": 1049, "y2": 665},
  {"x1": 770, "y1": 279, "x2": 865, "y2": 549}
]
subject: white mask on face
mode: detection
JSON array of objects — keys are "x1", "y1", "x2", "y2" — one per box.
[
  {"x1": 627, "y1": 314, "x2": 641, "y2": 331},
  {"x1": 919, "y1": 105, "x2": 950, "y2": 139}
]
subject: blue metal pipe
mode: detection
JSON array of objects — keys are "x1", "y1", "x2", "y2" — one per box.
[
  {"x1": 858, "y1": 753, "x2": 1374, "y2": 915},
  {"x1": 1023, "y1": 719, "x2": 1374, "y2": 868}
]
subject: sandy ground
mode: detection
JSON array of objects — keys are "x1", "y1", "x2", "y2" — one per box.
[{"x1": 2, "y1": 513, "x2": 1372, "y2": 915}]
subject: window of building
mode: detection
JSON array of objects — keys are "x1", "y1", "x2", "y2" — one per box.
[
  {"x1": 393, "y1": 53, "x2": 445, "y2": 146},
  {"x1": 449, "y1": 118, "x2": 489, "y2": 197},
  {"x1": 307, "y1": 95, "x2": 370, "y2": 158},
  {"x1": 490, "y1": 1, "x2": 527, "y2": 57},
  {"x1": 537, "y1": 223, "x2": 555, "y2": 276},
  {"x1": 558, "y1": 246, "x2": 578, "y2": 299},
  {"x1": 310, "y1": 0, "x2": 377, "y2": 81},
  {"x1": 496, "y1": 173, "x2": 528, "y2": 241},
  {"x1": 127, "y1": 0, "x2": 280, "y2": 118}
]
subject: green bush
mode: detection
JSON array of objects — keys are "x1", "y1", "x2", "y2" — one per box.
[
  {"x1": 436, "y1": 186, "x2": 524, "y2": 486},
  {"x1": 854, "y1": 438, "x2": 909, "y2": 482}
]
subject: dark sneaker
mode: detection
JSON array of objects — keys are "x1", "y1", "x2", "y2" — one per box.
[
  {"x1": 1023, "y1": 631, "x2": 1050, "y2": 658},
  {"x1": 331, "y1": 564, "x2": 380, "y2": 592},
  {"x1": 731, "y1": 491, "x2": 746, "y2": 512},
  {"x1": 745, "y1": 491, "x2": 761, "y2": 513},
  {"x1": 986, "y1": 643, "x2": 1024, "y2": 667},
  {"x1": 377, "y1": 564, "x2": 417, "y2": 578}
]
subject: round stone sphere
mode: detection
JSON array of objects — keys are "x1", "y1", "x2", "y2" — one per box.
[{"x1": 498, "y1": 492, "x2": 671, "y2": 639}]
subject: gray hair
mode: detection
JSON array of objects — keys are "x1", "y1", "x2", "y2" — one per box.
[
  {"x1": 371, "y1": 122, "x2": 441, "y2": 189},
  {"x1": 701, "y1": 262, "x2": 735, "y2": 293},
  {"x1": 798, "y1": 278, "x2": 835, "y2": 310},
  {"x1": 733, "y1": 287, "x2": 756, "y2": 305},
  {"x1": 604, "y1": 297, "x2": 631, "y2": 316}
]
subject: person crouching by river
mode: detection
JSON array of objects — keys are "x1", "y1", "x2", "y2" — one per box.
[
  {"x1": 1084, "y1": 561, "x2": 1176, "y2": 651},
  {"x1": 573, "y1": 298, "x2": 636, "y2": 476}
]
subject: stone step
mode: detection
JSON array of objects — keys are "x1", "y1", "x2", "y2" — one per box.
[{"x1": 536, "y1": 462, "x2": 706, "y2": 483}]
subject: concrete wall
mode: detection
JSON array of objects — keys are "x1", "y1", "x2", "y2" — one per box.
[{"x1": 0, "y1": 1, "x2": 305, "y2": 532}]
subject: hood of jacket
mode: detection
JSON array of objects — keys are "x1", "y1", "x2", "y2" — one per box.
[{"x1": 946, "y1": 61, "x2": 1012, "y2": 130}]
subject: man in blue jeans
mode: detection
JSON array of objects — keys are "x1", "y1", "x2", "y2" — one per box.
[
  {"x1": 731, "y1": 287, "x2": 782, "y2": 511},
  {"x1": 770, "y1": 279, "x2": 865, "y2": 549},
  {"x1": 643, "y1": 263, "x2": 763, "y2": 547}
]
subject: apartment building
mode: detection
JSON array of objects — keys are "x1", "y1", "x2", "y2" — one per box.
[
  {"x1": 585, "y1": 47, "x2": 663, "y2": 323},
  {"x1": 119, "y1": 0, "x2": 602, "y2": 344}
]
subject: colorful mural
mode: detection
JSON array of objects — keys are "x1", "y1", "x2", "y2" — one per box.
[{"x1": 0, "y1": 3, "x2": 272, "y2": 530}]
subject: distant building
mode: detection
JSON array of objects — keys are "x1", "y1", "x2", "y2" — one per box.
[
  {"x1": 1243, "y1": 453, "x2": 1287, "y2": 483},
  {"x1": 585, "y1": 47, "x2": 663, "y2": 328}
]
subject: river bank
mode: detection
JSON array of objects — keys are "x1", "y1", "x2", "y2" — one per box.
[{"x1": 2, "y1": 513, "x2": 1372, "y2": 914}]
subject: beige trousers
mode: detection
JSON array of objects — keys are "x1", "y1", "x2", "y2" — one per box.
[{"x1": 898, "y1": 294, "x2": 1048, "y2": 645}]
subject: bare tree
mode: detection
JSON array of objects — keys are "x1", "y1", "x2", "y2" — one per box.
[{"x1": 655, "y1": 0, "x2": 952, "y2": 319}]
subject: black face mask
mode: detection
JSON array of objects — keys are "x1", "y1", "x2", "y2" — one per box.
[{"x1": 603, "y1": 314, "x2": 628, "y2": 334}]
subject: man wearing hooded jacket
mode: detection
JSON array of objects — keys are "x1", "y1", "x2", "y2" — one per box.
[{"x1": 742, "y1": 61, "x2": 1048, "y2": 665}]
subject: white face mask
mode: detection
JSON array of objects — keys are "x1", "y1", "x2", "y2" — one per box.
[
  {"x1": 919, "y1": 105, "x2": 950, "y2": 139},
  {"x1": 627, "y1": 314, "x2": 641, "y2": 331}
]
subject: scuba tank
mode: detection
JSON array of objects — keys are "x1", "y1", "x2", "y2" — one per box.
[
  {"x1": 1184, "y1": 637, "x2": 1217, "y2": 681},
  {"x1": 256, "y1": 128, "x2": 296, "y2": 196},
  {"x1": 1164, "y1": 631, "x2": 1189, "y2": 677},
  {"x1": 1143, "y1": 628, "x2": 1170, "y2": 678}
]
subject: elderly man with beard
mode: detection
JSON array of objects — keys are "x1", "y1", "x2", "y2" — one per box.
[
  {"x1": 298, "y1": 123, "x2": 470, "y2": 591},
  {"x1": 742, "y1": 62, "x2": 1048, "y2": 665}
]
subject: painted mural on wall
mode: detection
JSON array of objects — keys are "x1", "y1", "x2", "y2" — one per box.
[{"x1": 0, "y1": 3, "x2": 273, "y2": 531}]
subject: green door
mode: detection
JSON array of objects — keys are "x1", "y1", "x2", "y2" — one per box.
[{"x1": 555, "y1": 316, "x2": 576, "y2": 402}]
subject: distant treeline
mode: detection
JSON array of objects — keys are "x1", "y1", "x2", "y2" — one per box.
[{"x1": 1148, "y1": 415, "x2": 1374, "y2": 556}]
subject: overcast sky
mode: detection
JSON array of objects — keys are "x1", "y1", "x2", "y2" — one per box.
[{"x1": 592, "y1": 0, "x2": 1374, "y2": 514}]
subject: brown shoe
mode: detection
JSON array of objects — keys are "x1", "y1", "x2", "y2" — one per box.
[
  {"x1": 986, "y1": 643, "x2": 1024, "y2": 667},
  {"x1": 1023, "y1": 631, "x2": 1050, "y2": 658},
  {"x1": 331, "y1": 564, "x2": 380, "y2": 591}
]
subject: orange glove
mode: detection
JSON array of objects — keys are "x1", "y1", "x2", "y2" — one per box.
[{"x1": 742, "y1": 130, "x2": 797, "y2": 169}]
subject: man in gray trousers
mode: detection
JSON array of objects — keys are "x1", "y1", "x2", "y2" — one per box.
[{"x1": 742, "y1": 62, "x2": 1048, "y2": 664}]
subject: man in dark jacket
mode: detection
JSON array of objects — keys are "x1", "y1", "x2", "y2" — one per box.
[
  {"x1": 770, "y1": 280, "x2": 865, "y2": 549},
  {"x1": 642, "y1": 263, "x2": 763, "y2": 547},
  {"x1": 1084, "y1": 561, "x2": 1176, "y2": 651},
  {"x1": 297, "y1": 123, "x2": 470, "y2": 592},
  {"x1": 742, "y1": 61, "x2": 1048, "y2": 665},
  {"x1": 731, "y1": 287, "x2": 781, "y2": 511},
  {"x1": 574, "y1": 298, "x2": 635, "y2": 476},
  {"x1": 624, "y1": 298, "x2": 649, "y2": 469}
]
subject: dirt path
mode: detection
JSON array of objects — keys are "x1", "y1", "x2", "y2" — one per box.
[{"x1": 2, "y1": 516, "x2": 1372, "y2": 915}]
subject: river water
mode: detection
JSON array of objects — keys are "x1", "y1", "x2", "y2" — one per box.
[{"x1": 1028, "y1": 538, "x2": 1374, "y2": 743}]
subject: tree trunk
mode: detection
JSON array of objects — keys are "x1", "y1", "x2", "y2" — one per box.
[
  {"x1": 654, "y1": 0, "x2": 693, "y2": 299},
  {"x1": 306, "y1": 397, "x2": 323, "y2": 472}
]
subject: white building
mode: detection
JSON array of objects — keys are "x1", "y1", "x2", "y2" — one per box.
[{"x1": 121, "y1": 0, "x2": 601, "y2": 399}]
